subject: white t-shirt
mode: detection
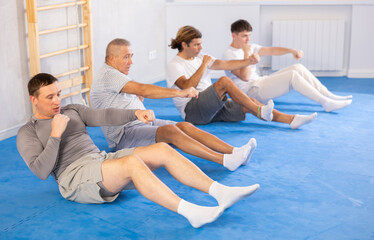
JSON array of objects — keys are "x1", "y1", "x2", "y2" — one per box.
[
  {"x1": 222, "y1": 44, "x2": 262, "y2": 93},
  {"x1": 166, "y1": 53, "x2": 216, "y2": 119},
  {"x1": 90, "y1": 63, "x2": 145, "y2": 147}
]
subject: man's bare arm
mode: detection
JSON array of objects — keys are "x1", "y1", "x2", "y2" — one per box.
[{"x1": 122, "y1": 81, "x2": 198, "y2": 98}]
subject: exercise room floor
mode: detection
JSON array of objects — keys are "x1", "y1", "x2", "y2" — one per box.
[{"x1": 1, "y1": 77, "x2": 373, "y2": 239}]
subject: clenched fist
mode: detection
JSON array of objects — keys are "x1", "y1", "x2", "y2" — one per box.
[
  {"x1": 293, "y1": 50, "x2": 303, "y2": 60},
  {"x1": 248, "y1": 53, "x2": 260, "y2": 65},
  {"x1": 50, "y1": 114, "x2": 70, "y2": 138},
  {"x1": 179, "y1": 87, "x2": 199, "y2": 99},
  {"x1": 135, "y1": 109, "x2": 155, "y2": 124},
  {"x1": 202, "y1": 55, "x2": 214, "y2": 68}
]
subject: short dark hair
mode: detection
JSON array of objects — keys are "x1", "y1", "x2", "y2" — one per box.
[
  {"x1": 169, "y1": 26, "x2": 202, "y2": 52},
  {"x1": 231, "y1": 19, "x2": 252, "y2": 33},
  {"x1": 28, "y1": 73, "x2": 58, "y2": 97},
  {"x1": 105, "y1": 38, "x2": 131, "y2": 62}
]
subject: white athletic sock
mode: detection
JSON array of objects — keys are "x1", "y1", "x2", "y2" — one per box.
[
  {"x1": 325, "y1": 92, "x2": 352, "y2": 101},
  {"x1": 177, "y1": 199, "x2": 223, "y2": 228},
  {"x1": 226, "y1": 138, "x2": 257, "y2": 170},
  {"x1": 290, "y1": 112, "x2": 317, "y2": 129},
  {"x1": 223, "y1": 143, "x2": 251, "y2": 171},
  {"x1": 321, "y1": 99, "x2": 352, "y2": 112},
  {"x1": 209, "y1": 181, "x2": 260, "y2": 210},
  {"x1": 261, "y1": 100, "x2": 274, "y2": 121},
  {"x1": 241, "y1": 138, "x2": 257, "y2": 165}
]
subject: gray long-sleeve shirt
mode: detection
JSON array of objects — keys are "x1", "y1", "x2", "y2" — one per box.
[{"x1": 17, "y1": 104, "x2": 137, "y2": 181}]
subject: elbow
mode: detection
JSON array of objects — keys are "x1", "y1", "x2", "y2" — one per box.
[
  {"x1": 39, "y1": 174, "x2": 49, "y2": 180},
  {"x1": 241, "y1": 76, "x2": 251, "y2": 82}
]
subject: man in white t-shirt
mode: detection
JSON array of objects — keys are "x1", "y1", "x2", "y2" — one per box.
[
  {"x1": 90, "y1": 38, "x2": 257, "y2": 171},
  {"x1": 167, "y1": 26, "x2": 316, "y2": 129},
  {"x1": 223, "y1": 19, "x2": 352, "y2": 112}
]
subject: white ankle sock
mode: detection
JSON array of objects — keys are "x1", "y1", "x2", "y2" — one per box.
[
  {"x1": 177, "y1": 199, "x2": 223, "y2": 228},
  {"x1": 223, "y1": 144, "x2": 250, "y2": 171},
  {"x1": 290, "y1": 112, "x2": 317, "y2": 129},
  {"x1": 321, "y1": 99, "x2": 352, "y2": 112},
  {"x1": 226, "y1": 138, "x2": 257, "y2": 171},
  {"x1": 209, "y1": 181, "x2": 260, "y2": 210},
  {"x1": 241, "y1": 138, "x2": 257, "y2": 165},
  {"x1": 261, "y1": 100, "x2": 274, "y2": 121}
]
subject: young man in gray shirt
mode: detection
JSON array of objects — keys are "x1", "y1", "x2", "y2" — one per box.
[
  {"x1": 17, "y1": 73, "x2": 260, "y2": 228},
  {"x1": 90, "y1": 38, "x2": 257, "y2": 171}
]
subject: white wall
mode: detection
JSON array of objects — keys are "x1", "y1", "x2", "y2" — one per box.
[
  {"x1": 0, "y1": 1, "x2": 32, "y2": 140},
  {"x1": 259, "y1": 5, "x2": 352, "y2": 76},
  {"x1": 348, "y1": 5, "x2": 374, "y2": 78},
  {"x1": 92, "y1": 0, "x2": 166, "y2": 83},
  {"x1": 0, "y1": 0, "x2": 167, "y2": 140}
]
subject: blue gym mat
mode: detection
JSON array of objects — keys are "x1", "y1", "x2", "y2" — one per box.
[{"x1": 0, "y1": 77, "x2": 373, "y2": 239}]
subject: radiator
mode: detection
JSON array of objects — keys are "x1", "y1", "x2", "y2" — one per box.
[{"x1": 271, "y1": 20, "x2": 345, "y2": 71}]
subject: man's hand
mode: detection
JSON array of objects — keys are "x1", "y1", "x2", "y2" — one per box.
[
  {"x1": 242, "y1": 44, "x2": 252, "y2": 55},
  {"x1": 50, "y1": 114, "x2": 70, "y2": 138},
  {"x1": 292, "y1": 49, "x2": 303, "y2": 60},
  {"x1": 178, "y1": 87, "x2": 199, "y2": 99},
  {"x1": 135, "y1": 109, "x2": 155, "y2": 124},
  {"x1": 202, "y1": 55, "x2": 214, "y2": 68},
  {"x1": 248, "y1": 53, "x2": 260, "y2": 65}
]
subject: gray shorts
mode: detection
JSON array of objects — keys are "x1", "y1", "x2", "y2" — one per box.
[
  {"x1": 115, "y1": 119, "x2": 176, "y2": 150},
  {"x1": 184, "y1": 85, "x2": 245, "y2": 125},
  {"x1": 58, "y1": 148, "x2": 134, "y2": 204}
]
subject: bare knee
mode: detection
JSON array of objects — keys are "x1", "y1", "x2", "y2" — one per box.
[
  {"x1": 152, "y1": 142, "x2": 174, "y2": 153},
  {"x1": 215, "y1": 76, "x2": 233, "y2": 89},
  {"x1": 119, "y1": 155, "x2": 144, "y2": 172},
  {"x1": 214, "y1": 76, "x2": 235, "y2": 98},
  {"x1": 157, "y1": 125, "x2": 182, "y2": 143},
  {"x1": 176, "y1": 121, "x2": 194, "y2": 131}
]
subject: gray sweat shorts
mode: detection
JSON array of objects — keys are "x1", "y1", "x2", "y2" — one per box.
[
  {"x1": 184, "y1": 85, "x2": 246, "y2": 125},
  {"x1": 58, "y1": 148, "x2": 134, "y2": 204},
  {"x1": 115, "y1": 119, "x2": 176, "y2": 150}
]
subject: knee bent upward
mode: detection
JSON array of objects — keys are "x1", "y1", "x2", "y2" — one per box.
[{"x1": 216, "y1": 76, "x2": 234, "y2": 88}]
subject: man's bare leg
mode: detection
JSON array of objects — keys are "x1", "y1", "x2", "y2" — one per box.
[
  {"x1": 249, "y1": 97, "x2": 317, "y2": 129},
  {"x1": 156, "y1": 124, "x2": 255, "y2": 170},
  {"x1": 213, "y1": 76, "x2": 261, "y2": 117},
  {"x1": 101, "y1": 145, "x2": 222, "y2": 228},
  {"x1": 249, "y1": 97, "x2": 294, "y2": 124},
  {"x1": 101, "y1": 143, "x2": 259, "y2": 227},
  {"x1": 133, "y1": 143, "x2": 260, "y2": 210},
  {"x1": 213, "y1": 77, "x2": 316, "y2": 128},
  {"x1": 175, "y1": 122, "x2": 233, "y2": 154}
]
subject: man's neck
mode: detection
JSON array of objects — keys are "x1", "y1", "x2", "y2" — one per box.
[
  {"x1": 177, "y1": 51, "x2": 194, "y2": 60},
  {"x1": 34, "y1": 112, "x2": 52, "y2": 120},
  {"x1": 230, "y1": 41, "x2": 241, "y2": 49}
]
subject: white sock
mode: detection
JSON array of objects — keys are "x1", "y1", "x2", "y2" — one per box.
[
  {"x1": 290, "y1": 112, "x2": 317, "y2": 129},
  {"x1": 177, "y1": 199, "x2": 223, "y2": 228},
  {"x1": 261, "y1": 100, "x2": 274, "y2": 122},
  {"x1": 223, "y1": 144, "x2": 250, "y2": 171},
  {"x1": 241, "y1": 138, "x2": 257, "y2": 165},
  {"x1": 209, "y1": 181, "x2": 260, "y2": 210},
  {"x1": 321, "y1": 99, "x2": 352, "y2": 112},
  {"x1": 225, "y1": 138, "x2": 257, "y2": 171}
]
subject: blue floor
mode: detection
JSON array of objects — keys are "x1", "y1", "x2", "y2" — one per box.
[{"x1": 1, "y1": 77, "x2": 374, "y2": 239}]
